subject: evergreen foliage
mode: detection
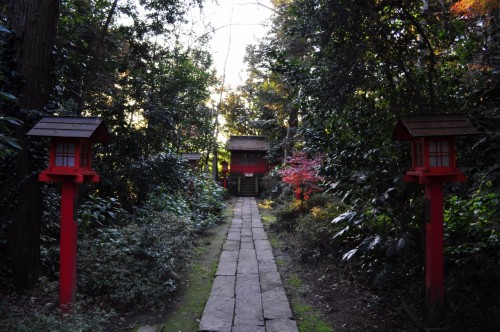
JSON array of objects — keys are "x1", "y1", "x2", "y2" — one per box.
[
  {"x1": 0, "y1": 0, "x2": 226, "y2": 328},
  {"x1": 238, "y1": 1, "x2": 499, "y2": 329}
]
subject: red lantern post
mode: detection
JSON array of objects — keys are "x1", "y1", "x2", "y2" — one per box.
[
  {"x1": 27, "y1": 117, "x2": 110, "y2": 310},
  {"x1": 393, "y1": 114, "x2": 478, "y2": 308},
  {"x1": 221, "y1": 161, "x2": 229, "y2": 189}
]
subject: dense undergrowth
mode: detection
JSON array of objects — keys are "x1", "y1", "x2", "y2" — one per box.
[
  {"x1": 264, "y1": 173, "x2": 499, "y2": 331},
  {"x1": 0, "y1": 171, "x2": 225, "y2": 331}
]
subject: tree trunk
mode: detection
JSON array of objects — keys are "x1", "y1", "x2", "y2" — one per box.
[
  {"x1": 8, "y1": 0, "x2": 59, "y2": 110},
  {"x1": 4, "y1": 0, "x2": 59, "y2": 288}
]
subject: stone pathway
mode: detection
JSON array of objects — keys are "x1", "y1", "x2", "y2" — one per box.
[{"x1": 199, "y1": 197, "x2": 298, "y2": 332}]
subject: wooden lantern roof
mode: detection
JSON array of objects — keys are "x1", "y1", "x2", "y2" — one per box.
[
  {"x1": 27, "y1": 116, "x2": 111, "y2": 143},
  {"x1": 226, "y1": 136, "x2": 270, "y2": 151},
  {"x1": 392, "y1": 114, "x2": 479, "y2": 141}
]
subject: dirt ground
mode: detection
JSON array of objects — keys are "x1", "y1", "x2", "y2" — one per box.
[
  {"x1": 269, "y1": 231, "x2": 419, "y2": 332},
  {"x1": 260, "y1": 202, "x2": 500, "y2": 332}
]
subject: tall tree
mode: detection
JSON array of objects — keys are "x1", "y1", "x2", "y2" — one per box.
[{"x1": 1, "y1": 0, "x2": 59, "y2": 288}]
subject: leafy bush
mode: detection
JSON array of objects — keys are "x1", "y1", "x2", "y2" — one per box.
[
  {"x1": 36, "y1": 171, "x2": 225, "y2": 312},
  {"x1": 0, "y1": 278, "x2": 114, "y2": 332},
  {"x1": 188, "y1": 173, "x2": 225, "y2": 230},
  {"x1": 39, "y1": 186, "x2": 63, "y2": 279},
  {"x1": 294, "y1": 200, "x2": 347, "y2": 258},
  {"x1": 145, "y1": 171, "x2": 225, "y2": 233},
  {"x1": 261, "y1": 167, "x2": 294, "y2": 206},
  {"x1": 273, "y1": 201, "x2": 302, "y2": 231},
  {"x1": 39, "y1": 192, "x2": 128, "y2": 280},
  {"x1": 272, "y1": 191, "x2": 419, "y2": 286},
  {"x1": 332, "y1": 209, "x2": 418, "y2": 286},
  {"x1": 0, "y1": 116, "x2": 22, "y2": 159},
  {"x1": 78, "y1": 211, "x2": 192, "y2": 309},
  {"x1": 77, "y1": 194, "x2": 128, "y2": 229},
  {"x1": 303, "y1": 192, "x2": 334, "y2": 210},
  {"x1": 444, "y1": 182, "x2": 499, "y2": 265},
  {"x1": 3, "y1": 303, "x2": 114, "y2": 332}
]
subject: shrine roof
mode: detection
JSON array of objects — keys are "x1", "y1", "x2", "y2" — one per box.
[
  {"x1": 181, "y1": 153, "x2": 201, "y2": 161},
  {"x1": 226, "y1": 136, "x2": 269, "y2": 151},
  {"x1": 27, "y1": 116, "x2": 111, "y2": 143},
  {"x1": 392, "y1": 114, "x2": 479, "y2": 141}
]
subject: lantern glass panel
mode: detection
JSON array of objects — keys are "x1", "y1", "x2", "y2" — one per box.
[
  {"x1": 413, "y1": 142, "x2": 424, "y2": 167},
  {"x1": 429, "y1": 141, "x2": 450, "y2": 167},
  {"x1": 80, "y1": 143, "x2": 91, "y2": 168},
  {"x1": 55, "y1": 142, "x2": 76, "y2": 167}
]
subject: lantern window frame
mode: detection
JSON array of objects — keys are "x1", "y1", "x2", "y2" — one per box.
[
  {"x1": 26, "y1": 116, "x2": 110, "y2": 183},
  {"x1": 392, "y1": 114, "x2": 478, "y2": 183},
  {"x1": 54, "y1": 141, "x2": 77, "y2": 168},
  {"x1": 428, "y1": 140, "x2": 451, "y2": 168},
  {"x1": 412, "y1": 140, "x2": 425, "y2": 169}
]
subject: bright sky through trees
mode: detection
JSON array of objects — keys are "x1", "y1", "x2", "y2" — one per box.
[{"x1": 188, "y1": 0, "x2": 273, "y2": 88}]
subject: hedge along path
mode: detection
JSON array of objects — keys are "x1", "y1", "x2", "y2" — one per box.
[{"x1": 199, "y1": 197, "x2": 299, "y2": 332}]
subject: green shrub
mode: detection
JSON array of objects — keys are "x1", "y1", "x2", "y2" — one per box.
[
  {"x1": 303, "y1": 192, "x2": 334, "y2": 210},
  {"x1": 444, "y1": 182, "x2": 499, "y2": 265},
  {"x1": 78, "y1": 211, "x2": 192, "y2": 309},
  {"x1": 39, "y1": 192, "x2": 128, "y2": 281},
  {"x1": 77, "y1": 194, "x2": 128, "y2": 229},
  {"x1": 331, "y1": 208, "x2": 418, "y2": 286},
  {"x1": 37, "y1": 172, "x2": 225, "y2": 312},
  {"x1": 145, "y1": 172, "x2": 224, "y2": 233},
  {"x1": 188, "y1": 173, "x2": 225, "y2": 231},
  {"x1": 261, "y1": 167, "x2": 295, "y2": 206},
  {"x1": 295, "y1": 203, "x2": 344, "y2": 252},
  {"x1": 39, "y1": 186, "x2": 63, "y2": 280},
  {"x1": 0, "y1": 300, "x2": 114, "y2": 332},
  {"x1": 273, "y1": 202, "x2": 302, "y2": 231}
]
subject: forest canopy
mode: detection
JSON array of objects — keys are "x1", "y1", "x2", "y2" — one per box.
[
  {"x1": 0, "y1": 0, "x2": 498, "y2": 330},
  {"x1": 0, "y1": 0, "x2": 221, "y2": 290}
]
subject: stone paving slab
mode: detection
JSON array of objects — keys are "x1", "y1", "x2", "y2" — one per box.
[
  {"x1": 216, "y1": 250, "x2": 238, "y2": 276},
  {"x1": 258, "y1": 260, "x2": 278, "y2": 273},
  {"x1": 210, "y1": 275, "x2": 235, "y2": 298},
  {"x1": 262, "y1": 288, "x2": 294, "y2": 320},
  {"x1": 234, "y1": 274, "x2": 263, "y2": 326},
  {"x1": 237, "y1": 248, "x2": 258, "y2": 274},
  {"x1": 241, "y1": 228, "x2": 252, "y2": 237},
  {"x1": 266, "y1": 318, "x2": 299, "y2": 332},
  {"x1": 231, "y1": 325, "x2": 265, "y2": 332},
  {"x1": 240, "y1": 235, "x2": 253, "y2": 242},
  {"x1": 256, "y1": 246, "x2": 274, "y2": 261},
  {"x1": 199, "y1": 296, "x2": 235, "y2": 332},
  {"x1": 226, "y1": 231, "x2": 241, "y2": 241},
  {"x1": 252, "y1": 227, "x2": 268, "y2": 240},
  {"x1": 199, "y1": 197, "x2": 298, "y2": 332},
  {"x1": 223, "y1": 239, "x2": 240, "y2": 251},
  {"x1": 240, "y1": 240, "x2": 254, "y2": 250},
  {"x1": 260, "y1": 271, "x2": 283, "y2": 292}
]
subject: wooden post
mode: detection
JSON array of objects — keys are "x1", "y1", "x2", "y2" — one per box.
[
  {"x1": 425, "y1": 182, "x2": 444, "y2": 305},
  {"x1": 59, "y1": 182, "x2": 79, "y2": 310}
]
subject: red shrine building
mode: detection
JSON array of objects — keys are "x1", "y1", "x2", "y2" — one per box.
[{"x1": 226, "y1": 135, "x2": 270, "y2": 196}]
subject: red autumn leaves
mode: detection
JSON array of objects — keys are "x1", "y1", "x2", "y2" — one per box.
[{"x1": 279, "y1": 151, "x2": 324, "y2": 201}]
